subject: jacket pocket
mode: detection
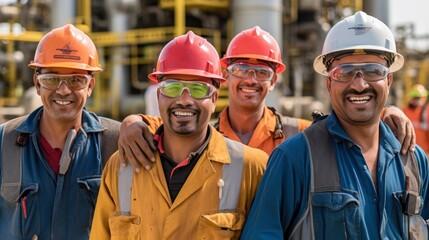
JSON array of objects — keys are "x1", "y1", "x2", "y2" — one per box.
[
  {"x1": 109, "y1": 214, "x2": 141, "y2": 240},
  {"x1": 12, "y1": 183, "x2": 40, "y2": 239},
  {"x1": 76, "y1": 175, "x2": 101, "y2": 229},
  {"x1": 312, "y1": 190, "x2": 360, "y2": 239},
  {"x1": 197, "y1": 211, "x2": 245, "y2": 240}
]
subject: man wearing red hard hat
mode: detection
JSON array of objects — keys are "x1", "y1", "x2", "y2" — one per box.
[{"x1": 90, "y1": 31, "x2": 268, "y2": 239}]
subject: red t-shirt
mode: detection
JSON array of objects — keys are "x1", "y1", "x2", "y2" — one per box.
[{"x1": 40, "y1": 134, "x2": 62, "y2": 175}]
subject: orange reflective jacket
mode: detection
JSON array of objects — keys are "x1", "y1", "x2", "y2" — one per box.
[
  {"x1": 216, "y1": 106, "x2": 311, "y2": 155},
  {"x1": 403, "y1": 105, "x2": 429, "y2": 152}
]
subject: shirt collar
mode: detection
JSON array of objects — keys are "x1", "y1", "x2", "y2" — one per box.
[{"x1": 153, "y1": 125, "x2": 212, "y2": 160}]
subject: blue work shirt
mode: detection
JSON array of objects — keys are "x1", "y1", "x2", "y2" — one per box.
[
  {"x1": 0, "y1": 107, "x2": 108, "y2": 240},
  {"x1": 241, "y1": 112, "x2": 429, "y2": 239}
]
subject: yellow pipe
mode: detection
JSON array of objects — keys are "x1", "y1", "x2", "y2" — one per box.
[{"x1": 175, "y1": 0, "x2": 186, "y2": 36}]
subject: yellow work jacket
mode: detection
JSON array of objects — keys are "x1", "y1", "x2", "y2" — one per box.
[
  {"x1": 217, "y1": 106, "x2": 311, "y2": 155},
  {"x1": 90, "y1": 126, "x2": 268, "y2": 240}
]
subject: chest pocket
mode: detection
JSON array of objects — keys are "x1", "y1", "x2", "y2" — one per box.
[
  {"x1": 76, "y1": 175, "x2": 102, "y2": 228},
  {"x1": 312, "y1": 191, "x2": 360, "y2": 239}
]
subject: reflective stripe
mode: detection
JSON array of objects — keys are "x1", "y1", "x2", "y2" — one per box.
[
  {"x1": 219, "y1": 138, "x2": 244, "y2": 211},
  {"x1": 118, "y1": 164, "x2": 134, "y2": 215}
]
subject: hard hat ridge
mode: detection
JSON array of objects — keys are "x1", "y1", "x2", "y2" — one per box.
[
  {"x1": 148, "y1": 31, "x2": 226, "y2": 84},
  {"x1": 220, "y1": 26, "x2": 286, "y2": 74},
  {"x1": 313, "y1": 11, "x2": 404, "y2": 75},
  {"x1": 28, "y1": 24, "x2": 102, "y2": 72}
]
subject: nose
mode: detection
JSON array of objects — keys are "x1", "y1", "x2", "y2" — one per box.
[
  {"x1": 56, "y1": 80, "x2": 72, "y2": 95},
  {"x1": 350, "y1": 71, "x2": 369, "y2": 91},
  {"x1": 244, "y1": 70, "x2": 259, "y2": 82},
  {"x1": 175, "y1": 88, "x2": 194, "y2": 104}
]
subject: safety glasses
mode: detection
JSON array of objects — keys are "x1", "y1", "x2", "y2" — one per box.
[
  {"x1": 227, "y1": 63, "x2": 274, "y2": 81},
  {"x1": 328, "y1": 63, "x2": 389, "y2": 83},
  {"x1": 158, "y1": 80, "x2": 217, "y2": 100},
  {"x1": 37, "y1": 74, "x2": 92, "y2": 91}
]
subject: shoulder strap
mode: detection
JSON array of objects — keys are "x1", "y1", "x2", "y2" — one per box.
[
  {"x1": 281, "y1": 116, "x2": 299, "y2": 139},
  {"x1": 289, "y1": 119, "x2": 337, "y2": 239},
  {"x1": 267, "y1": 106, "x2": 299, "y2": 140},
  {"x1": 99, "y1": 117, "x2": 120, "y2": 168},
  {"x1": 400, "y1": 152, "x2": 422, "y2": 215},
  {"x1": 1, "y1": 116, "x2": 28, "y2": 202},
  {"x1": 219, "y1": 138, "x2": 244, "y2": 211},
  {"x1": 303, "y1": 119, "x2": 340, "y2": 192}
]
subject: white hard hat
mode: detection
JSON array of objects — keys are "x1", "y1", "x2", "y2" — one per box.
[{"x1": 313, "y1": 11, "x2": 404, "y2": 75}]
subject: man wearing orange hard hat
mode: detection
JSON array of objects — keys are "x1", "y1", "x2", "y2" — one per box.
[
  {"x1": 90, "y1": 31, "x2": 267, "y2": 239},
  {"x1": 0, "y1": 24, "x2": 120, "y2": 240}
]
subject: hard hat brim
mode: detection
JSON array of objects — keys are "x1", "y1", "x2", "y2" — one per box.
[
  {"x1": 149, "y1": 69, "x2": 226, "y2": 84},
  {"x1": 28, "y1": 62, "x2": 103, "y2": 72},
  {"x1": 313, "y1": 46, "x2": 404, "y2": 76}
]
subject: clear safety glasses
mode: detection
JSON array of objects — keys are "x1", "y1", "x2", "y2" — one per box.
[
  {"x1": 227, "y1": 63, "x2": 274, "y2": 81},
  {"x1": 158, "y1": 80, "x2": 217, "y2": 100},
  {"x1": 37, "y1": 74, "x2": 92, "y2": 91},
  {"x1": 328, "y1": 63, "x2": 389, "y2": 83}
]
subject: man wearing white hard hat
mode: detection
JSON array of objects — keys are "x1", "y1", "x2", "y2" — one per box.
[{"x1": 241, "y1": 11, "x2": 429, "y2": 239}]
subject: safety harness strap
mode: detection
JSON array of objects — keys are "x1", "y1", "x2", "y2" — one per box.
[
  {"x1": 304, "y1": 119, "x2": 340, "y2": 192},
  {"x1": 281, "y1": 116, "x2": 299, "y2": 141},
  {"x1": 118, "y1": 137, "x2": 245, "y2": 214},
  {"x1": 0, "y1": 115, "x2": 120, "y2": 203},
  {"x1": 1, "y1": 116, "x2": 27, "y2": 202}
]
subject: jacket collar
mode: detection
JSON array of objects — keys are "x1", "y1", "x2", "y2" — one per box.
[{"x1": 15, "y1": 106, "x2": 105, "y2": 134}]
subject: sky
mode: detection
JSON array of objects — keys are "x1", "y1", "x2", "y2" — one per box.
[{"x1": 389, "y1": 0, "x2": 429, "y2": 51}]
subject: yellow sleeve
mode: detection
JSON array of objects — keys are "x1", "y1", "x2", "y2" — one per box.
[
  {"x1": 90, "y1": 152, "x2": 121, "y2": 239},
  {"x1": 139, "y1": 114, "x2": 163, "y2": 134}
]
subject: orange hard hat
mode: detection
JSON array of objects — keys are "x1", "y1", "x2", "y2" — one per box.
[
  {"x1": 221, "y1": 26, "x2": 286, "y2": 74},
  {"x1": 149, "y1": 31, "x2": 226, "y2": 84},
  {"x1": 28, "y1": 24, "x2": 102, "y2": 72}
]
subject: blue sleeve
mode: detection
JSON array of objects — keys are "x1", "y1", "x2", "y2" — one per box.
[{"x1": 241, "y1": 134, "x2": 311, "y2": 239}]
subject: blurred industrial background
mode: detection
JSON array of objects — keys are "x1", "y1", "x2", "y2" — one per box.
[{"x1": 0, "y1": 0, "x2": 427, "y2": 122}]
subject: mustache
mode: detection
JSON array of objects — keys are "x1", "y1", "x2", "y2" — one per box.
[
  {"x1": 168, "y1": 105, "x2": 200, "y2": 114},
  {"x1": 343, "y1": 88, "x2": 375, "y2": 96}
]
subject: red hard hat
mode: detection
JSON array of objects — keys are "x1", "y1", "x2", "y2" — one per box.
[
  {"x1": 149, "y1": 31, "x2": 226, "y2": 84},
  {"x1": 28, "y1": 24, "x2": 102, "y2": 72},
  {"x1": 221, "y1": 26, "x2": 286, "y2": 74}
]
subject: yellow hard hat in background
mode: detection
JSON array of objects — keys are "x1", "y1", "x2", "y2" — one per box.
[{"x1": 410, "y1": 84, "x2": 429, "y2": 98}]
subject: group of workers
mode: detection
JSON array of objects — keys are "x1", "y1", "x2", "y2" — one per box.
[{"x1": 0, "y1": 10, "x2": 428, "y2": 240}]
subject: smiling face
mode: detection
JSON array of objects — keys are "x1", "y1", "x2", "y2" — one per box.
[
  {"x1": 326, "y1": 54, "x2": 392, "y2": 126},
  {"x1": 157, "y1": 74, "x2": 218, "y2": 137},
  {"x1": 34, "y1": 67, "x2": 95, "y2": 126},
  {"x1": 225, "y1": 59, "x2": 277, "y2": 112}
]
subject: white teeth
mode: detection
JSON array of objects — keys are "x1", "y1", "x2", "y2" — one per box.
[
  {"x1": 174, "y1": 111, "x2": 194, "y2": 117},
  {"x1": 55, "y1": 100, "x2": 71, "y2": 105},
  {"x1": 349, "y1": 96, "x2": 370, "y2": 103},
  {"x1": 241, "y1": 88, "x2": 257, "y2": 93}
]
